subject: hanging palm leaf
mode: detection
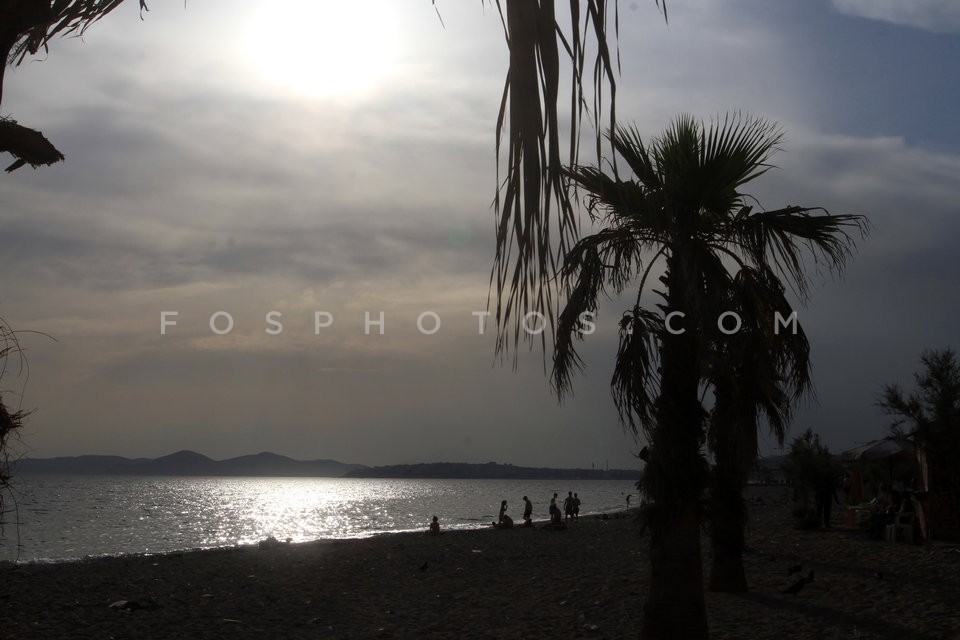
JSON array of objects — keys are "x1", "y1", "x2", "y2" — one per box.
[{"x1": 490, "y1": 0, "x2": 666, "y2": 358}]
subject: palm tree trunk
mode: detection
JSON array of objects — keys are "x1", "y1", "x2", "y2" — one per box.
[
  {"x1": 707, "y1": 391, "x2": 753, "y2": 593},
  {"x1": 642, "y1": 367, "x2": 709, "y2": 638},
  {"x1": 708, "y1": 470, "x2": 749, "y2": 592},
  {"x1": 643, "y1": 497, "x2": 708, "y2": 638},
  {"x1": 641, "y1": 245, "x2": 709, "y2": 640}
]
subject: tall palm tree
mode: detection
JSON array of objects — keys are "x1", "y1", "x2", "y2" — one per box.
[{"x1": 553, "y1": 113, "x2": 866, "y2": 638}]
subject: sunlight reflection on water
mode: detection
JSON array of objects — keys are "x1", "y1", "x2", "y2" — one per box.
[{"x1": 1, "y1": 476, "x2": 636, "y2": 562}]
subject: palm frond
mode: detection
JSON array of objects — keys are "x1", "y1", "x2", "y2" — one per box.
[
  {"x1": 9, "y1": 0, "x2": 148, "y2": 65},
  {"x1": 552, "y1": 243, "x2": 605, "y2": 396},
  {"x1": 609, "y1": 125, "x2": 661, "y2": 188},
  {"x1": 730, "y1": 206, "x2": 869, "y2": 300},
  {"x1": 564, "y1": 165, "x2": 675, "y2": 243},
  {"x1": 700, "y1": 113, "x2": 782, "y2": 190},
  {"x1": 611, "y1": 307, "x2": 662, "y2": 433}
]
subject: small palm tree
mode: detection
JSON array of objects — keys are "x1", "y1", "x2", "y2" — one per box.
[
  {"x1": 554, "y1": 113, "x2": 866, "y2": 638},
  {"x1": 704, "y1": 266, "x2": 810, "y2": 592}
]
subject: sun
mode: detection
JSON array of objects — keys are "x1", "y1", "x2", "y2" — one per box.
[{"x1": 242, "y1": 1, "x2": 401, "y2": 100}]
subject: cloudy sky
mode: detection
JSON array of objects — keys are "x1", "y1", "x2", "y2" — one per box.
[{"x1": 1, "y1": 0, "x2": 958, "y2": 468}]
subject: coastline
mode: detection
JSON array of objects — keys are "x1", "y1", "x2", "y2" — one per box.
[
  {"x1": 1, "y1": 509, "x2": 627, "y2": 567},
  {"x1": 2, "y1": 488, "x2": 959, "y2": 639},
  {"x1": 3, "y1": 475, "x2": 638, "y2": 562}
]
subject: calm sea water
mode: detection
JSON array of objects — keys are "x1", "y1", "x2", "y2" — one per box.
[{"x1": 0, "y1": 476, "x2": 637, "y2": 563}]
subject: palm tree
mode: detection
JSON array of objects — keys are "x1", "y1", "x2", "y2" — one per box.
[
  {"x1": 553, "y1": 113, "x2": 866, "y2": 638},
  {"x1": 704, "y1": 266, "x2": 810, "y2": 592}
]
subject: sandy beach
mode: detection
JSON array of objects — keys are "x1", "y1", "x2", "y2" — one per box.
[{"x1": 2, "y1": 486, "x2": 959, "y2": 639}]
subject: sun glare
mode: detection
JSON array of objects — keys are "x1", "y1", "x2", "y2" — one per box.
[{"x1": 242, "y1": 1, "x2": 401, "y2": 100}]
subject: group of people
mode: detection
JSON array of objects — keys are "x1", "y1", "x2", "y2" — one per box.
[
  {"x1": 428, "y1": 491, "x2": 584, "y2": 534},
  {"x1": 550, "y1": 491, "x2": 581, "y2": 522},
  {"x1": 496, "y1": 491, "x2": 581, "y2": 529}
]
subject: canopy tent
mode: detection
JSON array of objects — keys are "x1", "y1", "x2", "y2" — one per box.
[
  {"x1": 841, "y1": 438, "x2": 917, "y2": 504},
  {"x1": 842, "y1": 437, "x2": 928, "y2": 538},
  {"x1": 841, "y1": 438, "x2": 912, "y2": 462}
]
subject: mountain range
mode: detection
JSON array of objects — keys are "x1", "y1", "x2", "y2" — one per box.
[
  {"x1": 13, "y1": 450, "x2": 367, "y2": 478},
  {"x1": 13, "y1": 451, "x2": 643, "y2": 480}
]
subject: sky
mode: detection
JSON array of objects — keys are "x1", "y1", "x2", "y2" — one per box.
[{"x1": 0, "y1": 0, "x2": 958, "y2": 468}]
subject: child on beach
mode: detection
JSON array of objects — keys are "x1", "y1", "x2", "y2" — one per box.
[
  {"x1": 551, "y1": 502, "x2": 562, "y2": 525},
  {"x1": 493, "y1": 500, "x2": 514, "y2": 528},
  {"x1": 429, "y1": 515, "x2": 440, "y2": 535}
]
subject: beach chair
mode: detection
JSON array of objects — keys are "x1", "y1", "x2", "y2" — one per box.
[{"x1": 884, "y1": 512, "x2": 914, "y2": 543}]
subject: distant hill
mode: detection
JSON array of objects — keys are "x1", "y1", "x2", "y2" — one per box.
[
  {"x1": 345, "y1": 461, "x2": 642, "y2": 481},
  {"x1": 13, "y1": 450, "x2": 368, "y2": 478},
  {"x1": 14, "y1": 454, "x2": 641, "y2": 480}
]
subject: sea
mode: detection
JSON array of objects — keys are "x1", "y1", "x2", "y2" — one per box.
[{"x1": 0, "y1": 476, "x2": 637, "y2": 563}]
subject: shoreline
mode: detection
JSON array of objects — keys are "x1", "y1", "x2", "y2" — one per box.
[
  {"x1": 3, "y1": 508, "x2": 638, "y2": 567},
  {"x1": 3, "y1": 475, "x2": 638, "y2": 563},
  {"x1": 2, "y1": 488, "x2": 959, "y2": 638}
]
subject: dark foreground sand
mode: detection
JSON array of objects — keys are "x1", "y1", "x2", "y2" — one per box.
[{"x1": 2, "y1": 486, "x2": 959, "y2": 639}]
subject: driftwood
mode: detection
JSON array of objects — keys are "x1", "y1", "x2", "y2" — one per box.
[{"x1": 0, "y1": 117, "x2": 64, "y2": 171}]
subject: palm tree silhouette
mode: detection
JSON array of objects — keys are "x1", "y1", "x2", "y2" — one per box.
[
  {"x1": 553, "y1": 113, "x2": 866, "y2": 638},
  {"x1": 705, "y1": 266, "x2": 811, "y2": 592}
]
